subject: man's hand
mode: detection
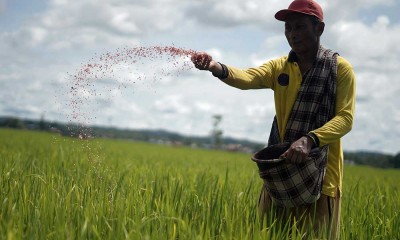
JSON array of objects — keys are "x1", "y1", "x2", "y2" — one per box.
[
  {"x1": 191, "y1": 52, "x2": 213, "y2": 70},
  {"x1": 281, "y1": 136, "x2": 314, "y2": 163},
  {"x1": 191, "y1": 52, "x2": 226, "y2": 77}
]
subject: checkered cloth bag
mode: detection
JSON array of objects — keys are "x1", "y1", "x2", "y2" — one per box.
[{"x1": 252, "y1": 142, "x2": 327, "y2": 208}]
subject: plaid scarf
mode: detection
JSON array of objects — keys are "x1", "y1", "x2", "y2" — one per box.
[
  {"x1": 257, "y1": 46, "x2": 338, "y2": 207},
  {"x1": 268, "y1": 46, "x2": 338, "y2": 150}
]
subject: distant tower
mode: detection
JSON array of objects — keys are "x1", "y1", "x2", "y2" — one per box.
[
  {"x1": 211, "y1": 114, "x2": 223, "y2": 149},
  {"x1": 39, "y1": 112, "x2": 46, "y2": 130}
]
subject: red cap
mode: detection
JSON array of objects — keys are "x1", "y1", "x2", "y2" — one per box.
[{"x1": 275, "y1": 0, "x2": 323, "y2": 22}]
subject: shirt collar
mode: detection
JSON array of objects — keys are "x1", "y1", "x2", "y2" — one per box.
[
  {"x1": 288, "y1": 50, "x2": 298, "y2": 62},
  {"x1": 287, "y1": 45, "x2": 325, "y2": 63}
]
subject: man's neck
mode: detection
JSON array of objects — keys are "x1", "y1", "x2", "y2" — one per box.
[
  {"x1": 297, "y1": 46, "x2": 319, "y2": 64},
  {"x1": 296, "y1": 45, "x2": 320, "y2": 74}
]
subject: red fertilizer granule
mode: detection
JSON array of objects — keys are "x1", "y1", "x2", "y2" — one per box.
[{"x1": 64, "y1": 45, "x2": 200, "y2": 139}]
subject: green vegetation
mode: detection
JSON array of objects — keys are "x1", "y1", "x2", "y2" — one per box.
[
  {"x1": 1, "y1": 116, "x2": 398, "y2": 168},
  {"x1": 1, "y1": 128, "x2": 399, "y2": 239},
  {"x1": 0, "y1": 116, "x2": 265, "y2": 153}
]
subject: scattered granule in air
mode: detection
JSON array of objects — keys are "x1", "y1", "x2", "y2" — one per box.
[{"x1": 63, "y1": 45, "x2": 199, "y2": 141}]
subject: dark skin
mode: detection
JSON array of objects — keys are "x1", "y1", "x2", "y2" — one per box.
[
  {"x1": 191, "y1": 13, "x2": 325, "y2": 163},
  {"x1": 284, "y1": 13, "x2": 325, "y2": 74}
]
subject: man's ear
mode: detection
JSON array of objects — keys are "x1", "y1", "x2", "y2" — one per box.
[{"x1": 316, "y1": 22, "x2": 325, "y2": 37}]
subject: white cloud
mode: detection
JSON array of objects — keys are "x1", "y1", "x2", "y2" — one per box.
[
  {"x1": 29, "y1": 27, "x2": 48, "y2": 46},
  {"x1": 186, "y1": 0, "x2": 285, "y2": 28},
  {"x1": 245, "y1": 103, "x2": 274, "y2": 121},
  {"x1": 153, "y1": 95, "x2": 190, "y2": 115},
  {"x1": 325, "y1": 15, "x2": 400, "y2": 153},
  {"x1": 325, "y1": 0, "x2": 395, "y2": 11},
  {"x1": 110, "y1": 11, "x2": 140, "y2": 34},
  {"x1": 195, "y1": 101, "x2": 213, "y2": 112},
  {"x1": 206, "y1": 48, "x2": 223, "y2": 61},
  {"x1": 322, "y1": 0, "x2": 396, "y2": 22},
  {"x1": 331, "y1": 16, "x2": 400, "y2": 70}
]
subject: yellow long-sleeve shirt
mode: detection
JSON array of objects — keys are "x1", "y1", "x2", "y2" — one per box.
[{"x1": 221, "y1": 55, "x2": 356, "y2": 197}]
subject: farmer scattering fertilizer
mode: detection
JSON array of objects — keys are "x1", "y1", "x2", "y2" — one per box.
[{"x1": 190, "y1": 0, "x2": 356, "y2": 238}]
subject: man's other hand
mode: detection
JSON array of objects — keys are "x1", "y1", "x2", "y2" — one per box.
[{"x1": 281, "y1": 136, "x2": 314, "y2": 163}]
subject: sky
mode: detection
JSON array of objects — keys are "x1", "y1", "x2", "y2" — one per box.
[{"x1": 0, "y1": 0, "x2": 399, "y2": 154}]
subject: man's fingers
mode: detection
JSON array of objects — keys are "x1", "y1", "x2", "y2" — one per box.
[
  {"x1": 191, "y1": 52, "x2": 212, "y2": 70},
  {"x1": 284, "y1": 146, "x2": 308, "y2": 163}
]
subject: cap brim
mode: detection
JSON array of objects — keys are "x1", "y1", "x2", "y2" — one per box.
[{"x1": 274, "y1": 9, "x2": 315, "y2": 21}]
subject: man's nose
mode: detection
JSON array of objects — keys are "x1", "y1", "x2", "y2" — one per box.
[{"x1": 286, "y1": 31, "x2": 298, "y2": 41}]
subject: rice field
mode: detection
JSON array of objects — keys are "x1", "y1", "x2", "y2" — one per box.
[{"x1": 0, "y1": 128, "x2": 399, "y2": 239}]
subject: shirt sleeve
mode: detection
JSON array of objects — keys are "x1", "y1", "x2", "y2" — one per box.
[
  {"x1": 219, "y1": 60, "x2": 277, "y2": 90},
  {"x1": 311, "y1": 57, "x2": 356, "y2": 146}
]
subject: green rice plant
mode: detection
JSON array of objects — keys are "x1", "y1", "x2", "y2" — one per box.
[
  {"x1": 0, "y1": 128, "x2": 399, "y2": 239},
  {"x1": 341, "y1": 166, "x2": 400, "y2": 240}
]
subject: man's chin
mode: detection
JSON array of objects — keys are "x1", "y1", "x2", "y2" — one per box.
[{"x1": 291, "y1": 47, "x2": 305, "y2": 55}]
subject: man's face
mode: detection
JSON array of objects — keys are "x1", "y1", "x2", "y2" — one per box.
[{"x1": 284, "y1": 13, "x2": 323, "y2": 55}]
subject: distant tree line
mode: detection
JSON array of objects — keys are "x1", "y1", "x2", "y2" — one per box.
[
  {"x1": 0, "y1": 116, "x2": 263, "y2": 152},
  {"x1": 344, "y1": 151, "x2": 400, "y2": 169},
  {"x1": 1, "y1": 115, "x2": 399, "y2": 169}
]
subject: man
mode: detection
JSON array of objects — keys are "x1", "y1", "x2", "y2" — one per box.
[{"x1": 191, "y1": 0, "x2": 356, "y2": 238}]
